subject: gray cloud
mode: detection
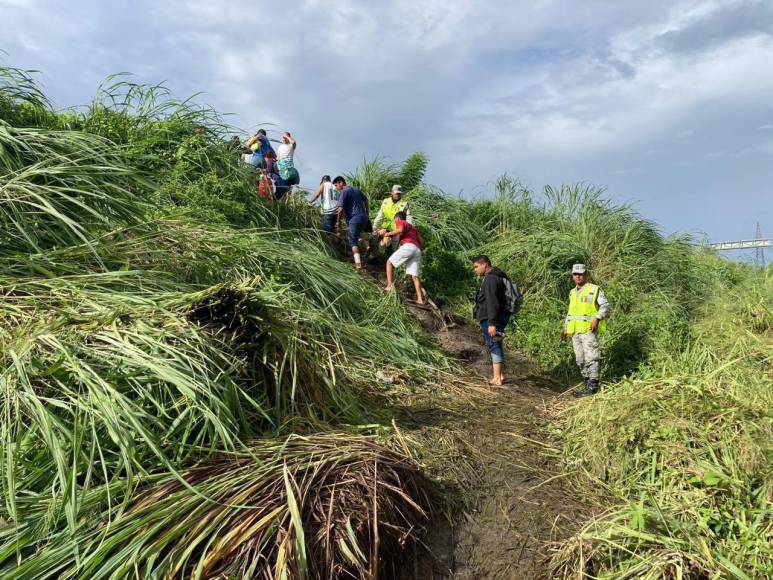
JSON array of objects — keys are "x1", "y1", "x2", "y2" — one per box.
[
  {"x1": 1, "y1": 0, "x2": 771, "y2": 241},
  {"x1": 654, "y1": 0, "x2": 773, "y2": 54}
]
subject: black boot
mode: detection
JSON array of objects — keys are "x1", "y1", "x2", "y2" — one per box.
[
  {"x1": 573, "y1": 378, "x2": 591, "y2": 397},
  {"x1": 586, "y1": 379, "x2": 600, "y2": 395}
]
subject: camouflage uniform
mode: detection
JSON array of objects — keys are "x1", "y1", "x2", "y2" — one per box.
[{"x1": 572, "y1": 332, "x2": 601, "y2": 381}]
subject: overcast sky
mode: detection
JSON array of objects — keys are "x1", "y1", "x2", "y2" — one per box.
[{"x1": 2, "y1": 0, "x2": 772, "y2": 244}]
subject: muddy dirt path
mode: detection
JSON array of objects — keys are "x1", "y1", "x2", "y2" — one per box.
[
  {"x1": 362, "y1": 264, "x2": 591, "y2": 579},
  {"x1": 404, "y1": 301, "x2": 590, "y2": 579}
]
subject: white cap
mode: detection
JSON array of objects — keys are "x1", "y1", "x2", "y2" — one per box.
[{"x1": 391, "y1": 184, "x2": 403, "y2": 194}]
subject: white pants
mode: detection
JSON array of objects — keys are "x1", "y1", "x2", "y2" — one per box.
[{"x1": 388, "y1": 243, "x2": 421, "y2": 277}]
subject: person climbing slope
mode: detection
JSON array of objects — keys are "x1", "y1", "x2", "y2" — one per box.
[
  {"x1": 334, "y1": 176, "x2": 370, "y2": 270},
  {"x1": 379, "y1": 210, "x2": 425, "y2": 304},
  {"x1": 309, "y1": 175, "x2": 340, "y2": 234},
  {"x1": 372, "y1": 184, "x2": 412, "y2": 252},
  {"x1": 245, "y1": 129, "x2": 274, "y2": 168},
  {"x1": 264, "y1": 150, "x2": 279, "y2": 182},
  {"x1": 274, "y1": 132, "x2": 299, "y2": 200}
]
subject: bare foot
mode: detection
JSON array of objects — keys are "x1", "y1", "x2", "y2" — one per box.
[
  {"x1": 384, "y1": 285, "x2": 393, "y2": 292},
  {"x1": 488, "y1": 378, "x2": 505, "y2": 387}
]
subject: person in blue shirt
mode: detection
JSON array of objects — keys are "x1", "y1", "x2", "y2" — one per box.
[
  {"x1": 246, "y1": 129, "x2": 274, "y2": 168},
  {"x1": 334, "y1": 176, "x2": 370, "y2": 270}
]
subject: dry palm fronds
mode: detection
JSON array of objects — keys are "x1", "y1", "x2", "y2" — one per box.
[{"x1": 11, "y1": 434, "x2": 434, "y2": 580}]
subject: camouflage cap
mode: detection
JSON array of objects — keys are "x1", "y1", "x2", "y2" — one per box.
[{"x1": 571, "y1": 263, "x2": 587, "y2": 274}]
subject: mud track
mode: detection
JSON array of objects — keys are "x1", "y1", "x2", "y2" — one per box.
[{"x1": 364, "y1": 263, "x2": 591, "y2": 579}]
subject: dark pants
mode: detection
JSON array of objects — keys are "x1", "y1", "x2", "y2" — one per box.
[
  {"x1": 347, "y1": 218, "x2": 369, "y2": 247},
  {"x1": 480, "y1": 314, "x2": 510, "y2": 364},
  {"x1": 274, "y1": 173, "x2": 300, "y2": 200},
  {"x1": 321, "y1": 212, "x2": 337, "y2": 234}
]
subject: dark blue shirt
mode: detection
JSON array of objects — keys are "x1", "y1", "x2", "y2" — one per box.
[
  {"x1": 256, "y1": 135, "x2": 274, "y2": 156},
  {"x1": 338, "y1": 186, "x2": 368, "y2": 222}
]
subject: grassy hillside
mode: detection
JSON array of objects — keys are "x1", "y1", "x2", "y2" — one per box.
[
  {"x1": 0, "y1": 66, "x2": 453, "y2": 579},
  {"x1": 552, "y1": 271, "x2": 772, "y2": 578},
  {"x1": 1, "y1": 63, "x2": 770, "y2": 578}
]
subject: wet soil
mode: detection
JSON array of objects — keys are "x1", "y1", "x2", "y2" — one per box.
[{"x1": 363, "y1": 264, "x2": 592, "y2": 579}]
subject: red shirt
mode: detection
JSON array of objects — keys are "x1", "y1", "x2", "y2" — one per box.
[{"x1": 396, "y1": 218, "x2": 422, "y2": 249}]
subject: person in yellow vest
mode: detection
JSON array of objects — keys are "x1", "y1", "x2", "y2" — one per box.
[
  {"x1": 560, "y1": 263, "x2": 610, "y2": 396},
  {"x1": 372, "y1": 185, "x2": 412, "y2": 251}
]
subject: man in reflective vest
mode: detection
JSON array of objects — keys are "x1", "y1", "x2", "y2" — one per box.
[
  {"x1": 372, "y1": 185, "x2": 412, "y2": 252},
  {"x1": 560, "y1": 263, "x2": 610, "y2": 396}
]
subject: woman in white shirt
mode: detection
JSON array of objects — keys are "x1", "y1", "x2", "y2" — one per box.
[{"x1": 275, "y1": 132, "x2": 299, "y2": 200}]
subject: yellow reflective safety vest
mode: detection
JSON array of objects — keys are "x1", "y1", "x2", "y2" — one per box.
[
  {"x1": 379, "y1": 198, "x2": 408, "y2": 230},
  {"x1": 565, "y1": 284, "x2": 606, "y2": 335}
]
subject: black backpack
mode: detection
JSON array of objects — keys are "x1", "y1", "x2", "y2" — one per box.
[{"x1": 501, "y1": 276, "x2": 524, "y2": 314}]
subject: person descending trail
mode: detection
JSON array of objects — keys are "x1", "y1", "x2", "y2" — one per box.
[
  {"x1": 334, "y1": 176, "x2": 370, "y2": 270},
  {"x1": 274, "y1": 132, "x2": 299, "y2": 200},
  {"x1": 372, "y1": 184, "x2": 412, "y2": 253},
  {"x1": 309, "y1": 175, "x2": 340, "y2": 234},
  {"x1": 561, "y1": 263, "x2": 610, "y2": 396},
  {"x1": 380, "y1": 210, "x2": 425, "y2": 304},
  {"x1": 472, "y1": 255, "x2": 522, "y2": 387}
]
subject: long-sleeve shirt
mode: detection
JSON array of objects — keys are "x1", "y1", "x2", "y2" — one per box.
[
  {"x1": 473, "y1": 267, "x2": 508, "y2": 322},
  {"x1": 373, "y1": 201, "x2": 412, "y2": 230},
  {"x1": 586, "y1": 286, "x2": 610, "y2": 319}
]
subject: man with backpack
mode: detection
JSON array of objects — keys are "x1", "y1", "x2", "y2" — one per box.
[{"x1": 472, "y1": 255, "x2": 523, "y2": 387}]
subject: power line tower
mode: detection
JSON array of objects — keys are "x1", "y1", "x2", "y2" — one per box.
[
  {"x1": 755, "y1": 222, "x2": 765, "y2": 267},
  {"x1": 708, "y1": 224, "x2": 770, "y2": 262}
]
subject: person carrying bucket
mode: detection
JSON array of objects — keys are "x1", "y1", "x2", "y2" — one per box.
[{"x1": 246, "y1": 129, "x2": 274, "y2": 168}]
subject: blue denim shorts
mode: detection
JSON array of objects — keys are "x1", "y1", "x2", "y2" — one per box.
[
  {"x1": 347, "y1": 219, "x2": 368, "y2": 247},
  {"x1": 481, "y1": 316, "x2": 510, "y2": 364}
]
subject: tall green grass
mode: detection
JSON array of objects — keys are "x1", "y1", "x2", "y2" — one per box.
[
  {"x1": 3, "y1": 434, "x2": 433, "y2": 579},
  {"x1": 552, "y1": 271, "x2": 772, "y2": 578},
  {"x1": 0, "y1": 65, "x2": 446, "y2": 577}
]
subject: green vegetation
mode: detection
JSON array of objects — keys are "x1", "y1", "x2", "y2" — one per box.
[
  {"x1": 0, "y1": 66, "x2": 449, "y2": 578},
  {"x1": 2, "y1": 62, "x2": 770, "y2": 578},
  {"x1": 552, "y1": 271, "x2": 772, "y2": 579},
  {"x1": 349, "y1": 156, "x2": 773, "y2": 577}
]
